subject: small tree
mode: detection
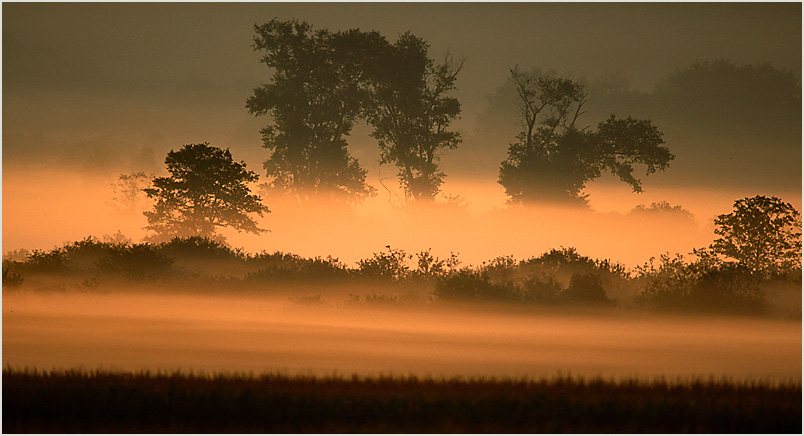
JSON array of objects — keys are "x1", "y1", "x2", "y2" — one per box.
[
  {"x1": 713, "y1": 195, "x2": 802, "y2": 277},
  {"x1": 143, "y1": 143, "x2": 269, "y2": 242}
]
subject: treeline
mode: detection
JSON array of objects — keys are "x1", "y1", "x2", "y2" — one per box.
[{"x1": 3, "y1": 236, "x2": 799, "y2": 316}]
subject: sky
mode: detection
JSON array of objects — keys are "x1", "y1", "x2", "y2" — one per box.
[{"x1": 2, "y1": 2, "x2": 802, "y2": 263}]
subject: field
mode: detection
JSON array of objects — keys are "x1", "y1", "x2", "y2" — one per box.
[
  {"x1": 4, "y1": 369, "x2": 801, "y2": 433},
  {"x1": 3, "y1": 238, "x2": 801, "y2": 432}
]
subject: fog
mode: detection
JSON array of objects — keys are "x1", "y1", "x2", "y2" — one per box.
[
  {"x1": 3, "y1": 167, "x2": 800, "y2": 269},
  {"x1": 3, "y1": 290, "x2": 800, "y2": 381}
]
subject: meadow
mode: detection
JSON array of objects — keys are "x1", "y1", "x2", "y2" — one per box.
[{"x1": 4, "y1": 369, "x2": 801, "y2": 433}]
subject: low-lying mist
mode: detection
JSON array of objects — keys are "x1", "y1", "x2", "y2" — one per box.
[
  {"x1": 3, "y1": 289, "x2": 800, "y2": 381},
  {"x1": 6, "y1": 167, "x2": 799, "y2": 269}
]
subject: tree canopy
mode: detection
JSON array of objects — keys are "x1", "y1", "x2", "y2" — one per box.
[
  {"x1": 498, "y1": 66, "x2": 674, "y2": 206},
  {"x1": 247, "y1": 19, "x2": 464, "y2": 203},
  {"x1": 246, "y1": 19, "x2": 381, "y2": 202},
  {"x1": 366, "y1": 33, "x2": 464, "y2": 201},
  {"x1": 143, "y1": 143, "x2": 269, "y2": 242},
  {"x1": 713, "y1": 195, "x2": 802, "y2": 277}
]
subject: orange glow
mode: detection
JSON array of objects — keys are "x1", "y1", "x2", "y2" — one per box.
[
  {"x1": 4, "y1": 167, "x2": 800, "y2": 269},
  {"x1": 3, "y1": 291, "x2": 800, "y2": 380}
]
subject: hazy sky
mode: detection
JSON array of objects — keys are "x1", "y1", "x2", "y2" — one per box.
[{"x1": 4, "y1": 3, "x2": 800, "y2": 170}]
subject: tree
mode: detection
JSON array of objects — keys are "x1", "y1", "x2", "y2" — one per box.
[
  {"x1": 143, "y1": 143, "x2": 269, "y2": 242},
  {"x1": 246, "y1": 19, "x2": 380, "y2": 203},
  {"x1": 366, "y1": 33, "x2": 464, "y2": 201},
  {"x1": 712, "y1": 195, "x2": 802, "y2": 277},
  {"x1": 498, "y1": 66, "x2": 673, "y2": 206}
]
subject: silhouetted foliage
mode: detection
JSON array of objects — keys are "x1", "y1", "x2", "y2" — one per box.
[
  {"x1": 160, "y1": 236, "x2": 245, "y2": 262},
  {"x1": 6, "y1": 229, "x2": 796, "y2": 316},
  {"x1": 498, "y1": 66, "x2": 673, "y2": 206},
  {"x1": 712, "y1": 195, "x2": 802, "y2": 278},
  {"x1": 247, "y1": 19, "x2": 379, "y2": 202},
  {"x1": 413, "y1": 249, "x2": 460, "y2": 279},
  {"x1": 356, "y1": 247, "x2": 412, "y2": 281},
  {"x1": 5, "y1": 369, "x2": 800, "y2": 433},
  {"x1": 434, "y1": 269, "x2": 521, "y2": 302},
  {"x1": 23, "y1": 249, "x2": 68, "y2": 274},
  {"x1": 143, "y1": 143, "x2": 269, "y2": 242},
  {"x1": 520, "y1": 247, "x2": 629, "y2": 284},
  {"x1": 562, "y1": 273, "x2": 613, "y2": 305},
  {"x1": 96, "y1": 243, "x2": 174, "y2": 280},
  {"x1": 519, "y1": 274, "x2": 563, "y2": 303},
  {"x1": 366, "y1": 33, "x2": 464, "y2": 201},
  {"x1": 246, "y1": 252, "x2": 349, "y2": 282},
  {"x1": 636, "y1": 250, "x2": 766, "y2": 315},
  {"x1": 435, "y1": 248, "x2": 621, "y2": 305}
]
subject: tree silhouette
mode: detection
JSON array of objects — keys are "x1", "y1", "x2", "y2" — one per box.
[
  {"x1": 247, "y1": 19, "x2": 379, "y2": 203},
  {"x1": 499, "y1": 66, "x2": 673, "y2": 206},
  {"x1": 713, "y1": 195, "x2": 802, "y2": 277},
  {"x1": 143, "y1": 143, "x2": 269, "y2": 242},
  {"x1": 366, "y1": 33, "x2": 464, "y2": 201}
]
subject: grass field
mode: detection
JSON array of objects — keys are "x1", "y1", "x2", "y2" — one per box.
[{"x1": 3, "y1": 369, "x2": 801, "y2": 433}]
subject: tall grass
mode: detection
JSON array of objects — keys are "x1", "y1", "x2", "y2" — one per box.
[{"x1": 3, "y1": 368, "x2": 800, "y2": 433}]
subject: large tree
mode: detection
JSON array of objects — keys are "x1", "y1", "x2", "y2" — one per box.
[
  {"x1": 713, "y1": 195, "x2": 802, "y2": 277},
  {"x1": 365, "y1": 33, "x2": 464, "y2": 201},
  {"x1": 246, "y1": 19, "x2": 380, "y2": 203},
  {"x1": 498, "y1": 66, "x2": 673, "y2": 206},
  {"x1": 143, "y1": 143, "x2": 269, "y2": 242}
]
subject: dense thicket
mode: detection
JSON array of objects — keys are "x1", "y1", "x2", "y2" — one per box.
[{"x1": 3, "y1": 235, "x2": 799, "y2": 316}]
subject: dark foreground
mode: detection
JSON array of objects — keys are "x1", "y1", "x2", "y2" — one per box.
[{"x1": 3, "y1": 369, "x2": 801, "y2": 433}]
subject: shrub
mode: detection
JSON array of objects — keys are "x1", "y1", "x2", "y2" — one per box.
[
  {"x1": 479, "y1": 256, "x2": 519, "y2": 283},
  {"x1": 23, "y1": 248, "x2": 69, "y2": 274},
  {"x1": 357, "y1": 247, "x2": 411, "y2": 281},
  {"x1": 520, "y1": 247, "x2": 628, "y2": 284},
  {"x1": 637, "y1": 250, "x2": 767, "y2": 314},
  {"x1": 413, "y1": 249, "x2": 460, "y2": 279},
  {"x1": 434, "y1": 269, "x2": 521, "y2": 302},
  {"x1": 561, "y1": 273, "x2": 614, "y2": 305},
  {"x1": 246, "y1": 252, "x2": 349, "y2": 281},
  {"x1": 97, "y1": 243, "x2": 174, "y2": 279},
  {"x1": 159, "y1": 236, "x2": 244, "y2": 262},
  {"x1": 520, "y1": 274, "x2": 562, "y2": 303}
]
